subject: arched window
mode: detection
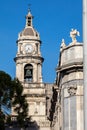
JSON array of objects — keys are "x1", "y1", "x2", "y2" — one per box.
[{"x1": 24, "y1": 64, "x2": 33, "y2": 82}]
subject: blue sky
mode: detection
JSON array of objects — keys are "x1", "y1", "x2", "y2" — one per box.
[{"x1": 0, "y1": 0, "x2": 82, "y2": 83}]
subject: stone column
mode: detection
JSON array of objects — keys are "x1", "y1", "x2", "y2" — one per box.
[
  {"x1": 38, "y1": 63, "x2": 42, "y2": 83},
  {"x1": 33, "y1": 63, "x2": 37, "y2": 82},
  {"x1": 38, "y1": 44, "x2": 41, "y2": 55},
  {"x1": 17, "y1": 43, "x2": 21, "y2": 54},
  {"x1": 83, "y1": 0, "x2": 87, "y2": 129}
]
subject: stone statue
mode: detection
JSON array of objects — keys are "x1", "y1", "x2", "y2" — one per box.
[{"x1": 70, "y1": 29, "x2": 80, "y2": 43}]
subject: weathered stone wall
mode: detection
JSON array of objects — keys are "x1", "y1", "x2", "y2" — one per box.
[
  {"x1": 49, "y1": 36, "x2": 83, "y2": 130},
  {"x1": 60, "y1": 43, "x2": 83, "y2": 130}
]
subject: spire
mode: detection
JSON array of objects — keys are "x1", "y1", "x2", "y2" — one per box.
[{"x1": 26, "y1": 4, "x2": 33, "y2": 27}]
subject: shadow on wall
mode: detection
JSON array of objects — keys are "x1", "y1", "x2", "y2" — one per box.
[{"x1": 5, "y1": 121, "x2": 39, "y2": 130}]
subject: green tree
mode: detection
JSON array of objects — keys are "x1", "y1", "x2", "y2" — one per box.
[
  {"x1": 12, "y1": 79, "x2": 29, "y2": 128},
  {"x1": 0, "y1": 71, "x2": 29, "y2": 129},
  {"x1": 0, "y1": 71, "x2": 12, "y2": 110},
  {"x1": 0, "y1": 71, "x2": 12, "y2": 130}
]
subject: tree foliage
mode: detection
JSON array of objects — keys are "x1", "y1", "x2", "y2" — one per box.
[
  {"x1": 12, "y1": 79, "x2": 29, "y2": 127},
  {"x1": 0, "y1": 71, "x2": 12, "y2": 110},
  {"x1": 0, "y1": 71, "x2": 29, "y2": 129},
  {"x1": 0, "y1": 71, "x2": 12, "y2": 129}
]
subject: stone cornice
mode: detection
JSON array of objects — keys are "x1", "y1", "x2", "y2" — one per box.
[
  {"x1": 60, "y1": 43, "x2": 83, "y2": 54},
  {"x1": 26, "y1": 94, "x2": 46, "y2": 97},
  {"x1": 24, "y1": 86, "x2": 45, "y2": 89},
  {"x1": 16, "y1": 38, "x2": 42, "y2": 44},
  {"x1": 61, "y1": 79, "x2": 83, "y2": 87},
  {"x1": 14, "y1": 55, "x2": 44, "y2": 62},
  {"x1": 56, "y1": 61, "x2": 83, "y2": 72}
]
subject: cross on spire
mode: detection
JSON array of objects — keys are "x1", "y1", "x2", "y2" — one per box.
[
  {"x1": 26, "y1": 4, "x2": 33, "y2": 27},
  {"x1": 28, "y1": 4, "x2": 31, "y2": 13}
]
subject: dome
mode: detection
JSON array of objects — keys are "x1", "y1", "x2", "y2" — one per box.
[
  {"x1": 20, "y1": 27, "x2": 39, "y2": 37},
  {"x1": 23, "y1": 27, "x2": 34, "y2": 36}
]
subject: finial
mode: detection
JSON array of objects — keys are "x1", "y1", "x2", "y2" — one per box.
[
  {"x1": 60, "y1": 38, "x2": 66, "y2": 52},
  {"x1": 62, "y1": 39, "x2": 65, "y2": 43},
  {"x1": 61, "y1": 39, "x2": 66, "y2": 47},
  {"x1": 25, "y1": 4, "x2": 33, "y2": 27},
  {"x1": 28, "y1": 4, "x2": 31, "y2": 13},
  {"x1": 70, "y1": 29, "x2": 80, "y2": 44}
]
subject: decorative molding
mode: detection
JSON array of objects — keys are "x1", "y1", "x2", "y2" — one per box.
[
  {"x1": 26, "y1": 94, "x2": 45, "y2": 97},
  {"x1": 67, "y1": 85, "x2": 77, "y2": 96},
  {"x1": 62, "y1": 79, "x2": 83, "y2": 87},
  {"x1": 57, "y1": 61, "x2": 83, "y2": 72}
]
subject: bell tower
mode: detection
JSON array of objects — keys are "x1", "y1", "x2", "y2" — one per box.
[
  {"x1": 14, "y1": 10, "x2": 52, "y2": 130},
  {"x1": 14, "y1": 9, "x2": 44, "y2": 84}
]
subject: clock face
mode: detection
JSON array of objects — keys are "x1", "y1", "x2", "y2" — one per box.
[{"x1": 25, "y1": 44, "x2": 33, "y2": 53}]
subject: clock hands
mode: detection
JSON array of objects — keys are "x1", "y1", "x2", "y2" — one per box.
[{"x1": 25, "y1": 44, "x2": 33, "y2": 53}]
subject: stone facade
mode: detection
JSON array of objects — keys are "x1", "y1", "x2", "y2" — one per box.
[
  {"x1": 12, "y1": 9, "x2": 84, "y2": 130},
  {"x1": 49, "y1": 29, "x2": 83, "y2": 130},
  {"x1": 12, "y1": 10, "x2": 53, "y2": 130}
]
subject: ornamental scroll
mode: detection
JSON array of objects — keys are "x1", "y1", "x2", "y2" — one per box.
[{"x1": 67, "y1": 85, "x2": 77, "y2": 96}]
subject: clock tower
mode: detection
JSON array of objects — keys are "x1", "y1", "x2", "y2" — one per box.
[
  {"x1": 14, "y1": 9, "x2": 51, "y2": 130},
  {"x1": 15, "y1": 10, "x2": 43, "y2": 83}
]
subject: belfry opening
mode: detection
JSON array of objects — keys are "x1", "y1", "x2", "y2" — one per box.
[{"x1": 24, "y1": 64, "x2": 33, "y2": 82}]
